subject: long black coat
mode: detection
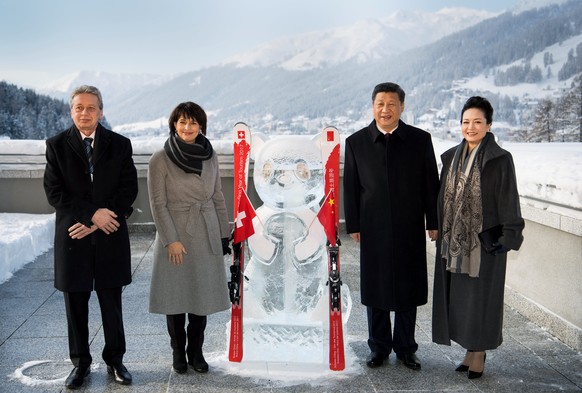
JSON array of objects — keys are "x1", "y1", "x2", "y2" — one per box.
[
  {"x1": 44, "y1": 124, "x2": 138, "y2": 292},
  {"x1": 432, "y1": 133, "x2": 524, "y2": 350},
  {"x1": 344, "y1": 120, "x2": 439, "y2": 311}
]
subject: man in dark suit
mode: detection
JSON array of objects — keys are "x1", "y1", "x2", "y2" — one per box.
[
  {"x1": 44, "y1": 85, "x2": 138, "y2": 389},
  {"x1": 343, "y1": 82, "x2": 439, "y2": 370}
]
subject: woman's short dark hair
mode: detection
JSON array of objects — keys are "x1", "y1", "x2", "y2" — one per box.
[
  {"x1": 372, "y1": 82, "x2": 405, "y2": 103},
  {"x1": 168, "y1": 102, "x2": 207, "y2": 135},
  {"x1": 461, "y1": 96, "x2": 494, "y2": 124}
]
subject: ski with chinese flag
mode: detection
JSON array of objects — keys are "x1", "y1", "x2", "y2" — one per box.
[
  {"x1": 228, "y1": 122, "x2": 252, "y2": 362},
  {"x1": 319, "y1": 125, "x2": 345, "y2": 371}
]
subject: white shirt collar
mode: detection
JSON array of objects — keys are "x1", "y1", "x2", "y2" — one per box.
[
  {"x1": 376, "y1": 123, "x2": 398, "y2": 135},
  {"x1": 79, "y1": 130, "x2": 96, "y2": 145}
]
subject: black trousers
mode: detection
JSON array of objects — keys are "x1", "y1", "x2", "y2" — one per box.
[
  {"x1": 367, "y1": 306, "x2": 418, "y2": 356},
  {"x1": 63, "y1": 287, "x2": 126, "y2": 368},
  {"x1": 166, "y1": 313, "x2": 207, "y2": 360}
]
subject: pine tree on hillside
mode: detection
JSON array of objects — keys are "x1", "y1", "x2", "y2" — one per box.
[
  {"x1": 0, "y1": 81, "x2": 71, "y2": 140},
  {"x1": 528, "y1": 99, "x2": 555, "y2": 142}
]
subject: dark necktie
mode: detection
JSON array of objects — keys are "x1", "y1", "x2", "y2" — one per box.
[{"x1": 83, "y1": 137, "x2": 94, "y2": 174}]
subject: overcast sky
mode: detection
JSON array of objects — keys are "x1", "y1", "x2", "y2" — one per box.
[{"x1": 0, "y1": 0, "x2": 521, "y2": 87}]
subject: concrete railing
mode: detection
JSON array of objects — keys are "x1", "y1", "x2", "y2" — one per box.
[{"x1": 1, "y1": 152, "x2": 580, "y2": 351}]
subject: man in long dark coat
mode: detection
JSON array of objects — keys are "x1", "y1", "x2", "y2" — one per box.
[
  {"x1": 343, "y1": 82, "x2": 439, "y2": 370},
  {"x1": 44, "y1": 85, "x2": 138, "y2": 389}
]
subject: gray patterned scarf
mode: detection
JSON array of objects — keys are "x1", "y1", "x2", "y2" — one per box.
[
  {"x1": 441, "y1": 139, "x2": 484, "y2": 278},
  {"x1": 164, "y1": 132, "x2": 213, "y2": 174}
]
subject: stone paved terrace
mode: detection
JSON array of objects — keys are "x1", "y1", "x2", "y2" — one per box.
[{"x1": 0, "y1": 232, "x2": 581, "y2": 392}]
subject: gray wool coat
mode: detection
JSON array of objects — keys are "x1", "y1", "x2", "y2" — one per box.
[
  {"x1": 148, "y1": 149, "x2": 231, "y2": 316},
  {"x1": 432, "y1": 133, "x2": 525, "y2": 350}
]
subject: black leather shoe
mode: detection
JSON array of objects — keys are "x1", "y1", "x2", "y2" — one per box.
[
  {"x1": 188, "y1": 352, "x2": 209, "y2": 373},
  {"x1": 65, "y1": 366, "x2": 90, "y2": 389},
  {"x1": 366, "y1": 352, "x2": 389, "y2": 368},
  {"x1": 107, "y1": 362, "x2": 132, "y2": 385},
  {"x1": 397, "y1": 353, "x2": 421, "y2": 370}
]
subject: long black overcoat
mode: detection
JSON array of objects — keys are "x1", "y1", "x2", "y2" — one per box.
[
  {"x1": 44, "y1": 124, "x2": 138, "y2": 292},
  {"x1": 432, "y1": 133, "x2": 524, "y2": 350},
  {"x1": 343, "y1": 120, "x2": 439, "y2": 311}
]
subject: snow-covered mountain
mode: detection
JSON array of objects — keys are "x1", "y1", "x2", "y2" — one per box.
[
  {"x1": 18, "y1": 0, "x2": 582, "y2": 141},
  {"x1": 38, "y1": 70, "x2": 172, "y2": 105},
  {"x1": 222, "y1": 8, "x2": 496, "y2": 70},
  {"x1": 513, "y1": 0, "x2": 571, "y2": 13},
  {"x1": 36, "y1": 7, "x2": 495, "y2": 109}
]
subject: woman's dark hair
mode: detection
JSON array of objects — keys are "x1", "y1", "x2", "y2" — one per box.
[
  {"x1": 168, "y1": 102, "x2": 207, "y2": 135},
  {"x1": 461, "y1": 96, "x2": 494, "y2": 124},
  {"x1": 372, "y1": 82, "x2": 405, "y2": 103}
]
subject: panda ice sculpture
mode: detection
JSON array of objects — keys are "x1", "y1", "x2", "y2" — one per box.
[{"x1": 240, "y1": 133, "x2": 351, "y2": 365}]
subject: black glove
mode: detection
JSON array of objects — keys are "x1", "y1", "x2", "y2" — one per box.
[
  {"x1": 222, "y1": 237, "x2": 232, "y2": 256},
  {"x1": 491, "y1": 242, "x2": 510, "y2": 256}
]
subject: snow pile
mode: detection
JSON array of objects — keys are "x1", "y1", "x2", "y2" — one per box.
[{"x1": 0, "y1": 213, "x2": 55, "y2": 284}]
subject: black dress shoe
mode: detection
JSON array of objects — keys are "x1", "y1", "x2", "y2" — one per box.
[
  {"x1": 366, "y1": 352, "x2": 389, "y2": 368},
  {"x1": 107, "y1": 362, "x2": 132, "y2": 385},
  {"x1": 65, "y1": 366, "x2": 90, "y2": 389},
  {"x1": 188, "y1": 352, "x2": 209, "y2": 373},
  {"x1": 397, "y1": 353, "x2": 421, "y2": 370},
  {"x1": 456, "y1": 350, "x2": 472, "y2": 371}
]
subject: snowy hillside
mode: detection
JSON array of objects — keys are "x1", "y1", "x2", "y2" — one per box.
[{"x1": 453, "y1": 33, "x2": 582, "y2": 102}]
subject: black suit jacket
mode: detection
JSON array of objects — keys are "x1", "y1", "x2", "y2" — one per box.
[{"x1": 44, "y1": 123, "x2": 138, "y2": 291}]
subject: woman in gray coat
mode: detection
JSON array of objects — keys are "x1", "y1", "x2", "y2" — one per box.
[
  {"x1": 148, "y1": 102, "x2": 231, "y2": 374},
  {"x1": 432, "y1": 97, "x2": 524, "y2": 379}
]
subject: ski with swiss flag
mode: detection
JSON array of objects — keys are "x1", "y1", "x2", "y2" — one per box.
[
  {"x1": 228, "y1": 122, "x2": 252, "y2": 362},
  {"x1": 319, "y1": 126, "x2": 345, "y2": 371}
]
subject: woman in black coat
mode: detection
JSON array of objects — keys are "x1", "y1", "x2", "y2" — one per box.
[{"x1": 432, "y1": 96, "x2": 524, "y2": 379}]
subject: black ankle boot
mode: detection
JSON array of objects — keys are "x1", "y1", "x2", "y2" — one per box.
[
  {"x1": 188, "y1": 351, "x2": 208, "y2": 373},
  {"x1": 173, "y1": 351, "x2": 187, "y2": 374}
]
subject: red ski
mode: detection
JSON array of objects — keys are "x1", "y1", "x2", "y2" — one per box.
[
  {"x1": 320, "y1": 126, "x2": 345, "y2": 371},
  {"x1": 228, "y1": 122, "x2": 252, "y2": 362}
]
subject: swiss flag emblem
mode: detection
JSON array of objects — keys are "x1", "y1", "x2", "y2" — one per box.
[
  {"x1": 233, "y1": 189, "x2": 256, "y2": 244},
  {"x1": 326, "y1": 130, "x2": 335, "y2": 141},
  {"x1": 237, "y1": 130, "x2": 246, "y2": 139}
]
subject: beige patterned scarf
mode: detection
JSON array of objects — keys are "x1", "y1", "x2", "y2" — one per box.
[{"x1": 441, "y1": 140, "x2": 484, "y2": 278}]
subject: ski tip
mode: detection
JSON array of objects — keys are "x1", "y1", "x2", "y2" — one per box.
[
  {"x1": 233, "y1": 121, "x2": 250, "y2": 129},
  {"x1": 322, "y1": 126, "x2": 339, "y2": 143}
]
